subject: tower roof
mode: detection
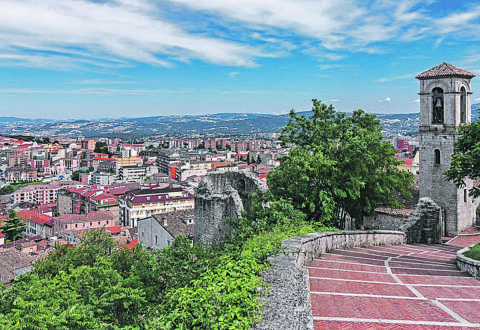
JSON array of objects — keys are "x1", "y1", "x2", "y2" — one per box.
[{"x1": 416, "y1": 62, "x2": 475, "y2": 80}]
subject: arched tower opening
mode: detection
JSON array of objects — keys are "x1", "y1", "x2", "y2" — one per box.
[
  {"x1": 460, "y1": 86, "x2": 467, "y2": 124},
  {"x1": 432, "y1": 87, "x2": 444, "y2": 124},
  {"x1": 434, "y1": 149, "x2": 440, "y2": 165}
]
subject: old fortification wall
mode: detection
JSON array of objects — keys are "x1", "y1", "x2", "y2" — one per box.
[
  {"x1": 399, "y1": 197, "x2": 442, "y2": 244},
  {"x1": 254, "y1": 230, "x2": 405, "y2": 329},
  {"x1": 363, "y1": 212, "x2": 407, "y2": 231},
  {"x1": 194, "y1": 171, "x2": 268, "y2": 245}
]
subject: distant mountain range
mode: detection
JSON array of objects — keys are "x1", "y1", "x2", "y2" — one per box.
[{"x1": 1, "y1": 104, "x2": 479, "y2": 139}]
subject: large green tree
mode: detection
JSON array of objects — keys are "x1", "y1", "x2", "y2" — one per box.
[
  {"x1": 1, "y1": 209, "x2": 26, "y2": 242},
  {"x1": 444, "y1": 118, "x2": 480, "y2": 197},
  {"x1": 268, "y1": 99, "x2": 414, "y2": 228}
]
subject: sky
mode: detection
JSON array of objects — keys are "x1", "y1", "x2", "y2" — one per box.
[{"x1": 1, "y1": 0, "x2": 480, "y2": 119}]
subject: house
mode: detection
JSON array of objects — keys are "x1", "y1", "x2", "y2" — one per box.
[
  {"x1": 119, "y1": 186, "x2": 194, "y2": 227},
  {"x1": 19, "y1": 210, "x2": 54, "y2": 238},
  {"x1": 0, "y1": 233, "x2": 4, "y2": 245},
  {"x1": 138, "y1": 209, "x2": 194, "y2": 250},
  {"x1": 54, "y1": 211, "x2": 116, "y2": 240},
  {"x1": 0, "y1": 248, "x2": 32, "y2": 283}
]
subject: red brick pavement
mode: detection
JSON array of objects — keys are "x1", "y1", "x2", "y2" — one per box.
[{"x1": 309, "y1": 244, "x2": 480, "y2": 329}]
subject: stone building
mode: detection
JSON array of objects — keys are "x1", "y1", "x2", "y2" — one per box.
[
  {"x1": 138, "y1": 209, "x2": 194, "y2": 249},
  {"x1": 417, "y1": 62, "x2": 476, "y2": 236}
]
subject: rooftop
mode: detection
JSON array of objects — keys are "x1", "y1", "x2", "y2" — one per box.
[{"x1": 416, "y1": 62, "x2": 475, "y2": 80}]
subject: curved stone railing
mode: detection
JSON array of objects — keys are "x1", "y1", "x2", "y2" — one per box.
[
  {"x1": 253, "y1": 230, "x2": 406, "y2": 330},
  {"x1": 457, "y1": 245, "x2": 480, "y2": 279}
]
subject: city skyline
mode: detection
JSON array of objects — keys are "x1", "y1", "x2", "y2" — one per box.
[{"x1": 0, "y1": 0, "x2": 480, "y2": 119}]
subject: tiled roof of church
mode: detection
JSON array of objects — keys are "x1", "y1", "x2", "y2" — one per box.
[{"x1": 416, "y1": 62, "x2": 475, "y2": 80}]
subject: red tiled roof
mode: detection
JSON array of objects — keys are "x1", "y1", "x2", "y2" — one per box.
[
  {"x1": 399, "y1": 158, "x2": 414, "y2": 166},
  {"x1": 126, "y1": 238, "x2": 138, "y2": 249},
  {"x1": 0, "y1": 233, "x2": 4, "y2": 237},
  {"x1": 95, "y1": 157, "x2": 116, "y2": 161},
  {"x1": 54, "y1": 211, "x2": 115, "y2": 224},
  {"x1": 106, "y1": 226, "x2": 121, "y2": 234},
  {"x1": 416, "y1": 62, "x2": 475, "y2": 80}
]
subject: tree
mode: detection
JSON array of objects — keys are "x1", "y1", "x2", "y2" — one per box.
[
  {"x1": 94, "y1": 141, "x2": 112, "y2": 156},
  {"x1": 268, "y1": 99, "x2": 413, "y2": 228},
  {"x1": 1, "y1": 209, "x2": 26, "y2": 242},
  {"x1": 445, "y1": 118, "x2": 480, "y2": 197}
]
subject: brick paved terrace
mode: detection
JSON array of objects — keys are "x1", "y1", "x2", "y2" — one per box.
[{"x1": 308, "y1": 243, "x2": 480, "y2": 329}]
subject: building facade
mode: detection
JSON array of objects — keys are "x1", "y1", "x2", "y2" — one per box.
[{"x1": 119, "y1": 187, "x2": 194, "y2": 227}]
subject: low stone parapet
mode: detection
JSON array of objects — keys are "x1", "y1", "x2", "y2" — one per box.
[
  {"x1": 254, "y1": 230, "x2": 405, "y2": 329},
  {"x1": 457, "y1": 245, "x2": 480, "y2": 279}
]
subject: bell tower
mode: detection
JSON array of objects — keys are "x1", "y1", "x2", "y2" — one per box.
[{"x1": 417, "y1": 62, "x2": 475, "y2": 236}]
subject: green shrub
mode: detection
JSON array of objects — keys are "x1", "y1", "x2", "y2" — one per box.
[{"x1": 464, "y1": 244, "x2": 480, "y2": 261}]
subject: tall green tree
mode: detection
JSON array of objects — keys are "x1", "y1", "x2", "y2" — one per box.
[
  {"x1": 268, "y1": 99, "x2": 414, "y2": 228},
  {"x1": 1, "y1": 209, "x2": 26, "y2": 242},
  {"x1": 444, "y1": 118, "x2": 480, "y2": 197}
]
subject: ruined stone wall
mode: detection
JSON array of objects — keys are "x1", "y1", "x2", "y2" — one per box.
[
  {"x1": 363, "y1": 212, "x2": 407, "y2": 231},
  {"x1": 194, "y1": 171, "x2": 268, "y2": 245},
  {"x1": 399, "y1": 197, "x2": 443, "y2": 244}
]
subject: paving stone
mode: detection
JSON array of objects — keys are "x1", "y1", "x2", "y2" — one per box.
[{"x1": 309, "y1": 244, "x2": 480, "y2": 328}]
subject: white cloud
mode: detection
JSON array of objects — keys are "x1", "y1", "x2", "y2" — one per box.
[
  {"x1": 327, "y1": 99, "x2": 340, "y2": 103},
  {"x1": 0, "y1": 87, "x2": 190, "y2": 95},
  {"x1": 2, "y1": 0, "x2": 480, "y2": 71},
  {"x1": 375, "y1": 72, "x2": 417, "y2": 83},
  {"x1": 228, "y1": 71, "x2": 240, "y2": 77},
  {"x1": 378, "y1": 97, "x2": 391, "y2": 103},
  {"x1": 0, "y1": 0, "x2": 264, "y2": 69}
]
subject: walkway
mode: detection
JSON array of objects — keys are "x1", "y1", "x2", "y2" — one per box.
[{"x1": 308, "y1": 243, "x2": 480, "y2": 329}]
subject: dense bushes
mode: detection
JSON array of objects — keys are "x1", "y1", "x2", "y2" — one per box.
[{"x1": 0, "y1": 196, "x2": 335, "y2": 329}]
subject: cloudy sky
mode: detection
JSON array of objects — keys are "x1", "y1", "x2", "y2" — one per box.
[{"x1": 0, "y1": 0, "x2": 479, "y2": 119}]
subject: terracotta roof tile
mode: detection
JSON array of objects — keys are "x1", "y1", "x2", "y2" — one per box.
[{"x1": 416, "y1": 62, "x2": 475, "y2": 80}]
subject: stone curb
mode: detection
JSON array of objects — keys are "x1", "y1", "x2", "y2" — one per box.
[
  {"x1": 457, "y1": 244, "x2": 480, "y2": 280},
  {"x1": 253, "y1": 230, "x2": 405, "y2": 330}
]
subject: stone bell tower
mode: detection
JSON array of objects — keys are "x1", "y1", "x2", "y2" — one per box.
[{"x1": 417, "y1": 62, "x2": 475, "y2": 236}]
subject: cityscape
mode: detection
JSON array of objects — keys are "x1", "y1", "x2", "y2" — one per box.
[{"x1": 2, "y1": 1, "x2": 480, "y2": 329}]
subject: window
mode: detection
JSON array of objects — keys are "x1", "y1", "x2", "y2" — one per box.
[
  {"x1": 464, "y1": 189, "x2": 468, "y2": 203},
  {"x1": 461, "y1": 87, "x2": 467, "y2": 124},
  {"x1": 65, "y1": 224, "x2": 67, "y2": 229},
  {"x1": 98, "y1": 221, "x2": 100, "y2": 225},
  {"x1": 154, "y1": 235, "x2": 158, "y2": 245},
  {"x1": 434, "y1": 149, "x2": 441, "y2": 165},
  {"x1": 107, "y1": 221, "x2": 109, "y2": 225},
  {"x1": 75, "y1": 224, "x2": 78, "y2": 228},
  {"x1": 432, "y1": 87, "x2": 444, "y2": 124}
]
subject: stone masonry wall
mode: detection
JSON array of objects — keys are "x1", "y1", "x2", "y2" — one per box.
[
  {"x1": 254, "y1": 230, "x2": 405, "y2": 329},
  {"x1": 194, "y1": 171, "x2": 268, "y2": 245},
  {"x1": 399, "y1": 197, "x2": 442, "y2": 244},
  {"x1": 457, "y1": 245, "x2": 480, "y2": 280},
  {"x1": 363, "y1": 212, "x2": 407, "y2": 231}
]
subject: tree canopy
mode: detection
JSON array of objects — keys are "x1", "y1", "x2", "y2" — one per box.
[
  {"x1": 444, "y1": 118, "x2": 480, "y2": 197},
  {"x1": 268, "y1": 99, "x2": 414, "y2": 228},
  {"x1": 0, "y1": 210, "x2": 26, "y2": 242}
]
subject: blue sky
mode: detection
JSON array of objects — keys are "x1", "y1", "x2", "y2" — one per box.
[{"x1": 0, "y1": 0, "x2": 480, "y2": 119}]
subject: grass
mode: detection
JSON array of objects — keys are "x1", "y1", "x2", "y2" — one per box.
[{"x1": 464, "y1": 244, "x2": 480, "y2": 261}]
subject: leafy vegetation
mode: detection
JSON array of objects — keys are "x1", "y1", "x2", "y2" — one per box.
[
  {"x1": 0, "y1": 209, "x2": 26, "y2": 242},
  {"x1": 464, "y1": 243, "x2": 480, "y2": 261},
  {"x1": 71, "y1": 166, "x2": 94, "y2": 181},
  {"x1": 269, "y1": 99, "x2": 414, "y2": 228},
  {"x1": 445, "y1": 115, "x2": 480, "y2": 197},
  {"x1": 0, "y1": 180, "x2": 44, "y2": 195},
  {"x1": 0, "y1": 194, "x2": 331, "y2": 329}
]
